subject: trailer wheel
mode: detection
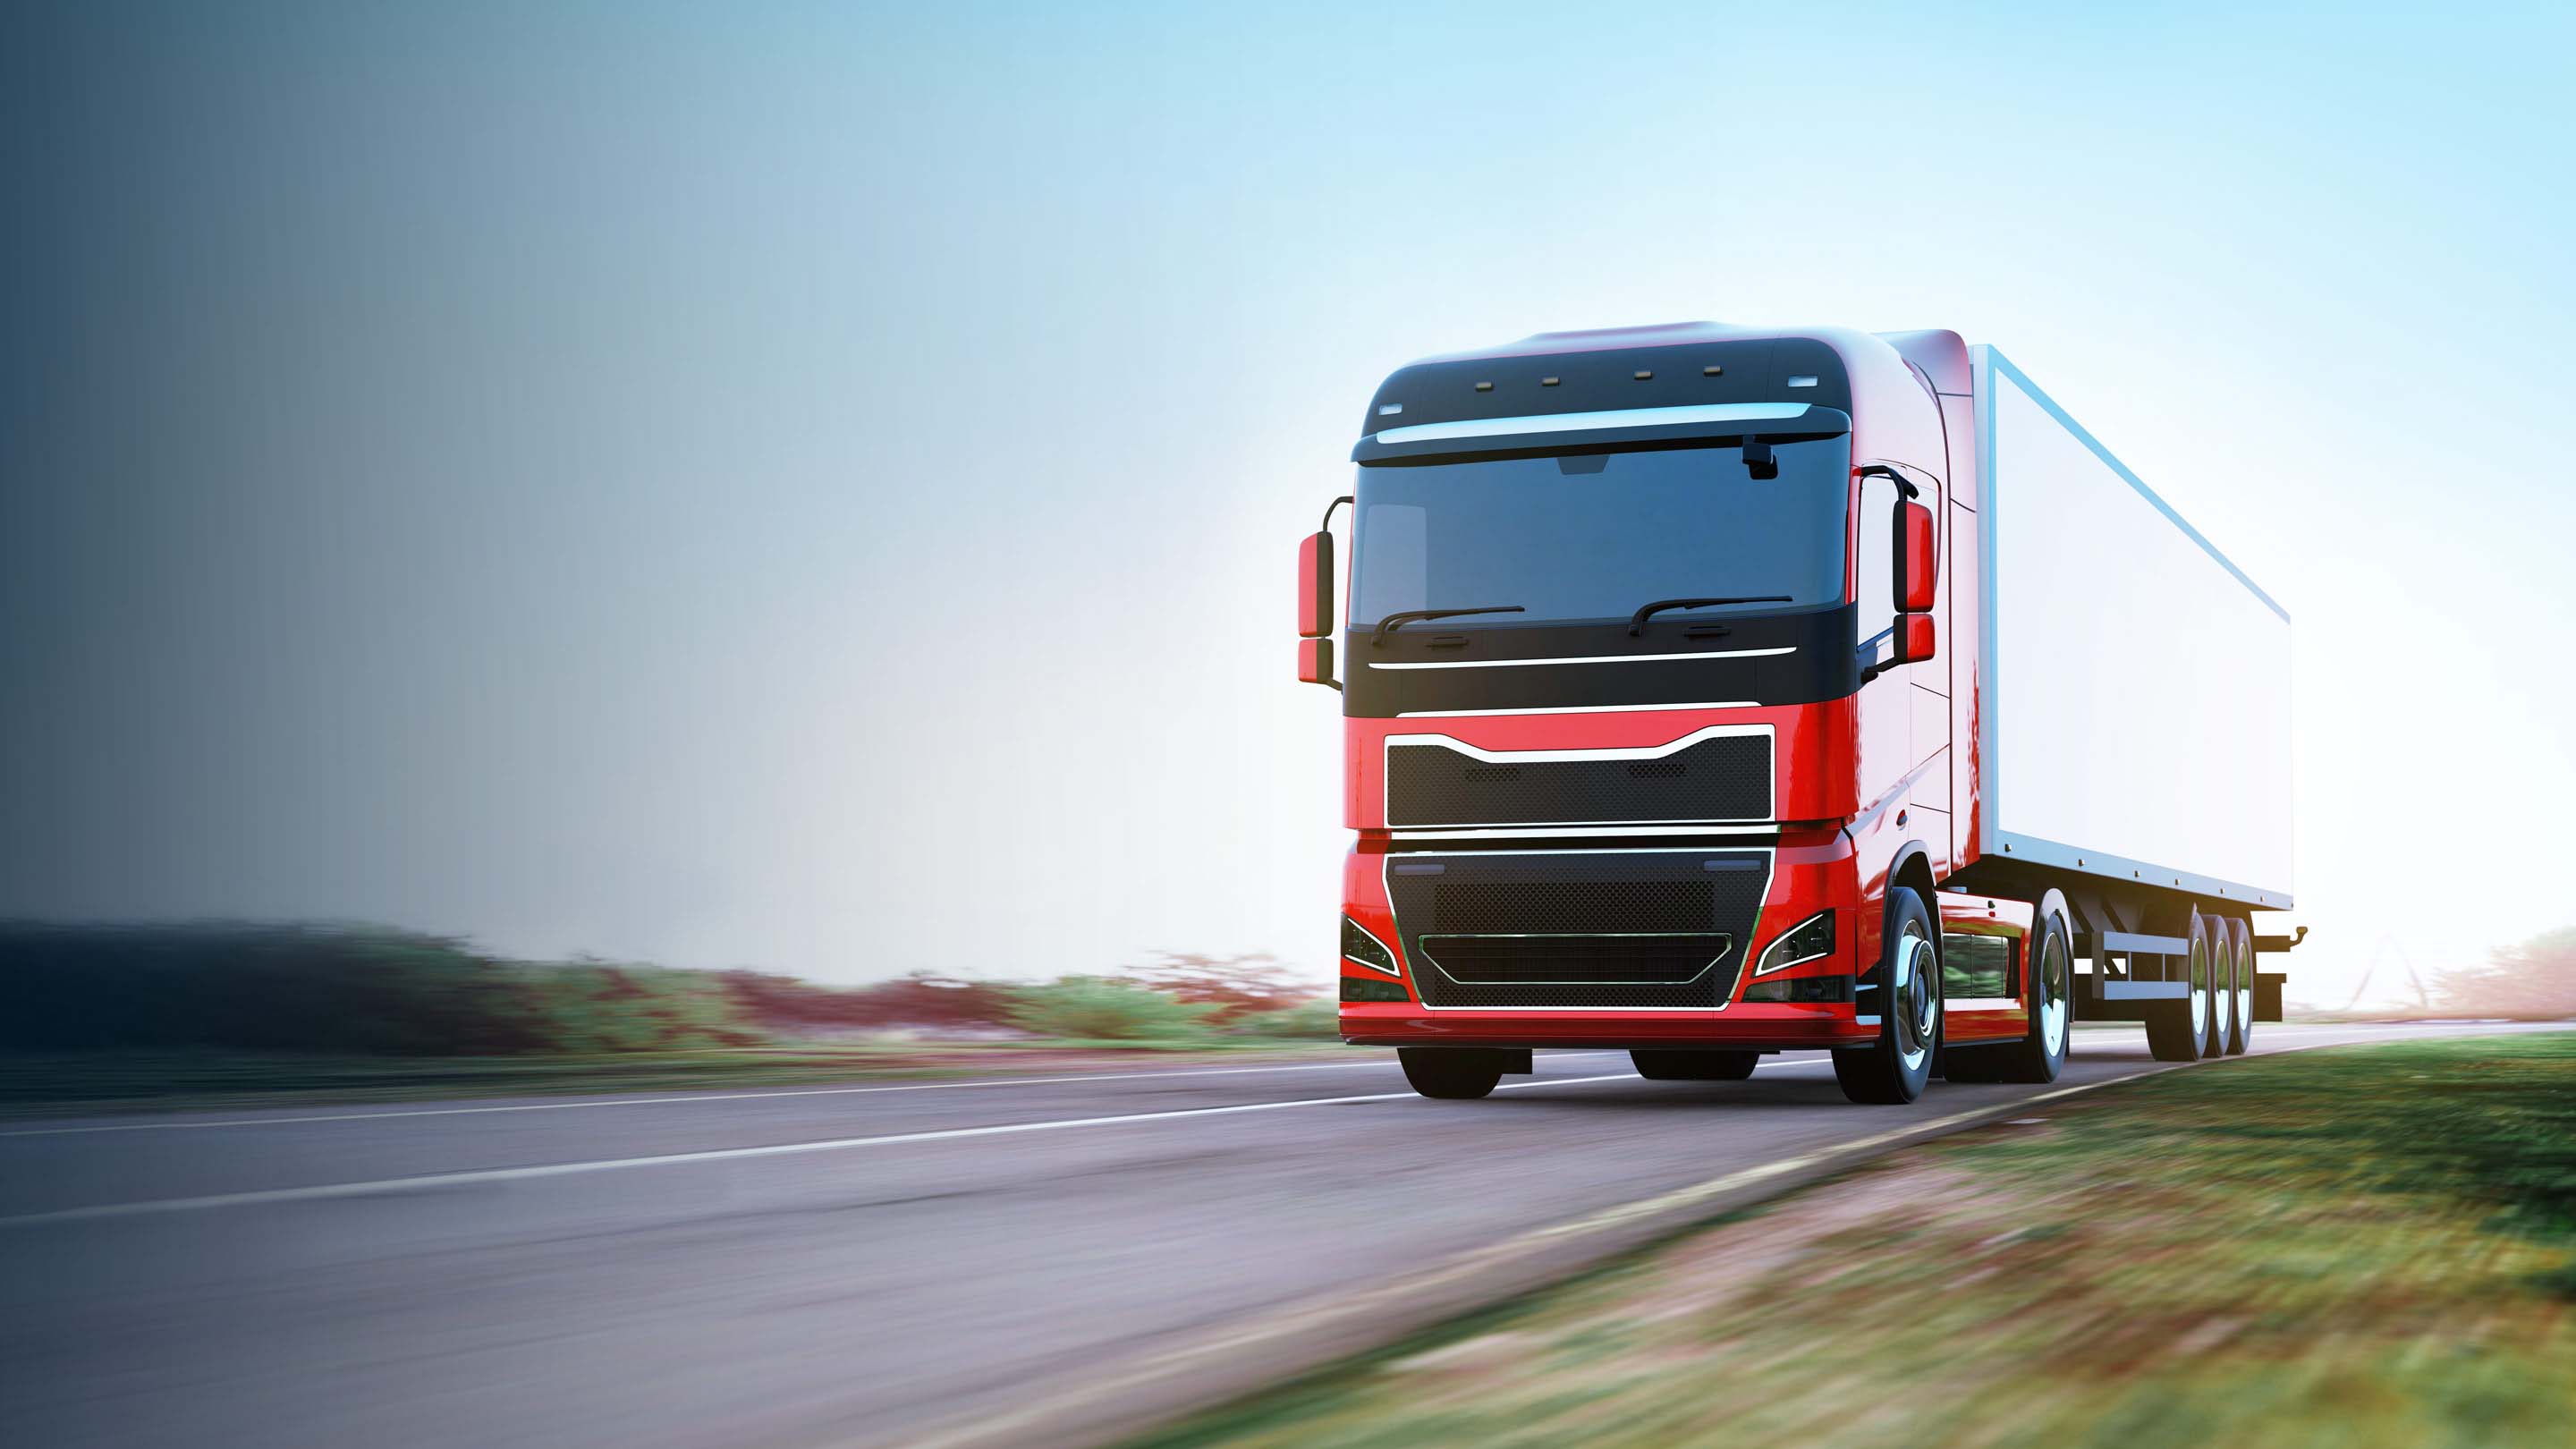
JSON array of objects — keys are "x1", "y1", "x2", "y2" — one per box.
[
  {"x1": 1834, "y1": 886, "x2": 1940, "y2": 1105},
  {"x1": 2204, "y1": 912, "x2": 2239, "y2": 1058},
  {"x1": 1397, "y1": 1047, "x2": 1507, "y2": 1100},
  {"x1": 1631, "y1": 1049, "x2": 1760, "y2": 1081},
  {"x1": 2197, "y1": 914, "x2": 2232, "y2": 1057},
  {"x1": 1948, "y1": 890, "x2": 2072, "y2": 1084},
  {"x1": 2223, "y1": 917, "x2": 2253, "y2": 1055},
  {"x1": 2144, "y1": 912, "x2": 2214, "y2": 1062}
]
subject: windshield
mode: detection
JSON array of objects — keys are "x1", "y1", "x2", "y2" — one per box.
[{"x1": 1348, "y1": 438, "x2": 1852, "y2": 631}]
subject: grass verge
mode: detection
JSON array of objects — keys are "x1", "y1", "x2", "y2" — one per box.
[
  {"x1": 0, "y1": 1038, "x2": 1357, "y2": 1118},
  {"x1": 1137, "y1": 1032, "x2": 2576, "y2": 1449}
]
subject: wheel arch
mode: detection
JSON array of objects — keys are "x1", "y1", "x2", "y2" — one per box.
[
  {"x1": 1887, "y1": 842, "x2": 1940, "y2": 922},
  {"x1": 1885, "y1": 840, "x2": 1943, "y2": 976}
]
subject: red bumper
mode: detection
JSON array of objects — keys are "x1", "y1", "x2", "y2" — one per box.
[
  {"x1": 1340, "y1": 1003, "x2": 1875, "y2": 1050},
  {"x1": 1338, "y1": 828, "x2": 1875, "y2": 1052}
]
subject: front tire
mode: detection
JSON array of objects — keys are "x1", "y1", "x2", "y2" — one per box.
[
  {"x1": 1398, "y1": 1047, "x2": 1507, "y2": 1099},
  {"x1": 1632, "y1": 1049, "x2": 1759, "y2": 1080},
  {"x1": 1835, "y1": 886, "x2": 1940, "y2": 1105}
]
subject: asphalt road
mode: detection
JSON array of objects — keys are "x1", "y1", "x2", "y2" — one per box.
[{"x1": 0, "y1": 1021, "x2": 2547, "y2": 1449}]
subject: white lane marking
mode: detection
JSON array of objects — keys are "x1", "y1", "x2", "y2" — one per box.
[
  {"x1": 0, "y1": 1070, "x2": 1684, "y2": 1226},
  {"x1": 0, "y1": 1053, "x2": 1624, "y2": 1139}
]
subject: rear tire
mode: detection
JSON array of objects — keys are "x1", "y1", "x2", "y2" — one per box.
[
  {"x1": 1835, "y1": 886, "x2": 1940, "y2": 1105},
  {"x1": 2222, "y1": 917, "x2": 2253, "y2": 1055},
  {"x1": 1398, "y1": 1047, "x2": 1507, "y2": 1100},
  {"x1": 2144, "y1": 912, "x2": 2214, "y2": 1062},
  {"x1": 2195, "y1": 914, "x2": 2227, "y2": 1058},
  {"x1": 1631, "y1": 1049, "x2": 1759, "y2": 1081},
  {"x1": 1946, "y1": 890, "x2": 2072, "y2": 1084}
]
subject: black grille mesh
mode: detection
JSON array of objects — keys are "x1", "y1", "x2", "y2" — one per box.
[
  {"x1": 1418, "y1": 935, "x2": 1730, "y2": 986},
  {"x1": 1390, "y1": 850, "x2": 1768, "y2": 1008},
  {"x1": 1386, "y1": 733, "x2": 1770, "y2": 826},
  {"x1": 1432, "y1": 880, "x2": 1713, "y2": 934}
]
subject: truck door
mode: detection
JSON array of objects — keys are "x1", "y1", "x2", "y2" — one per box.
[
  {"x1": 1855, "y1": 470, "x2": 1950, "y2": 819},
  {"x1": 1854, "y1": 471, "x2": 1911, "y2": 809}
]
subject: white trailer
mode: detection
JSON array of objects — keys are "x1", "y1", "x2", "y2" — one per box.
[
  {"x1": 1972, "y1": 349, "x2": 2292, "y2": 908},
  {"x1": 1962, "y1": 348, "x2": 2296, "y2": 1048}
]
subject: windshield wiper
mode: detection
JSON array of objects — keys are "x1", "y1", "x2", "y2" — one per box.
[
  {"x1": 1371, "y1": 606, "x2": 1524, "y2": 647},
  {"x1": 1628, "y1": 597, "x2": 1792, "y2": 636}
]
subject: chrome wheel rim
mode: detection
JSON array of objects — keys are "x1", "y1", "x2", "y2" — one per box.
[
  {"x1": 2234, "y1": 940, "x2": 2252, "y2": 1042},
  {"x1": 2039, "y1": 930, "x2": 2070, "y2": 1058},
  {"x1": 1894, "y1": 928, "x2": 1936, "y2": 1072},
  {"x1": 2187, "y1": 937, "x2": 2209, "y2": 1043}
]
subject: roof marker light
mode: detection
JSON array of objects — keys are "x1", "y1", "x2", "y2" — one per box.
[
  {"x1": 1633, "y1": 369, "x2": 1654, "y2": 380},
  {"x1": 1473, "y1": 381, "x2": 1493, "y2": 392},
  {"x1": 1703, "y1": 365, "x2": 1724, "y2": 377},
  {"x1": 1787, "y1": 375, "x2": 1818, "y2": 387},
  {"x1": 1377, "y1": 403, "x2": 1402, "y2": 416},
  {"x1": 1540, "y1": 376, "x2": 1560, "y2": 386}
]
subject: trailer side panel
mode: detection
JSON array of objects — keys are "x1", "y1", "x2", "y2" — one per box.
[{"x1": 1975, "y1": 347, "x2": 2293, "y2": 907}]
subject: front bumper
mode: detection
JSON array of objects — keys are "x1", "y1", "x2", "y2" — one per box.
[{"x1": 1337, "y1": 832, "x2": 1874, "y2": 1051}]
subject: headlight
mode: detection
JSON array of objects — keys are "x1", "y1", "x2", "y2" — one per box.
[
  {"x1": 1752, "y1": 911, "x2": 1835, "y2": 976},
  {"x1": 1341, "y1": 915, "x2": 1401, "y2": 976}
]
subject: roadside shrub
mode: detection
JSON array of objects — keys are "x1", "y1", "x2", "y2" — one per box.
[
  {"x1": 0, "y1": 922, "x2": 761, "y2": 1055},
  {"x1": 722, "y1": 969, "x2": 1015, "y2": 1035},
  {"x1": 1224, "y1": 999, "x2": 1339, "y2": 1039},
  {"x1": 1000, "y1": 976, "x2": 1219, "y2": 1040},
  {"x1": 2435, "y1": 927, "x2": 2576, "y2": 1020},
  {"x1": 1113, "y1": 952, "x2": 1318, "y2": 1024},
  {"x1": 0, "y1": 921, "x2": 1333, "y2": 1056}
]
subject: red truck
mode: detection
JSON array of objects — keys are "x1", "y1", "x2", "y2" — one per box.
[{"x1": 1298, "y1": 323, "x2": 2296, "y2": 1104}]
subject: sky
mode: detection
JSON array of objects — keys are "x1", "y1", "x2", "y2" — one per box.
[{"x1": 2, "y1": 2, "x2": 2571, "y2": 1004}]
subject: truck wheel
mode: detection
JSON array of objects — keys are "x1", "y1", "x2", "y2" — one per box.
[
  {"x1": 1398, "y1": 1047, "x2": 1507, "y2": 1100},
  {"x1": 1834, "y1": 886, "x2": 1940, "y2": 1105},
  {"x1": 1631, "y1": 1049, "x2": 1760, "y2": 1080},
  {"x1": 2206, "y1": 913, "x2": 2238, "y2": 1057},
  {"x1": 2144, "y1": 912, "x2": 2214, "y2": 1062},
  {"x1": 2197, "y1": 914, "x2": 2230, "y2": 1057},
  {"x1": 1950, "y1": 890, "x2": 2072, "y2": 1084},
  {"x1": 2223, "y1": 917, "x2": 2253, "y2": 1055}
]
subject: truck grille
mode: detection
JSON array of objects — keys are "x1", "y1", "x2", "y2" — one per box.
[
  {"x1": 1385, "y1": 732, "x2": 1770, "y2": 828},
  {"x1": 1387, "y1": 850, "x2": 1768, "y2": 1008}
]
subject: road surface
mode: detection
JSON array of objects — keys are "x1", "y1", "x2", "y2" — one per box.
[{"x1": 0, "y1": 1022, "x2": 2546, "y2": 1449}]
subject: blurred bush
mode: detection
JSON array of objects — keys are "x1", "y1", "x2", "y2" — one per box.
[
  {"x1": 2434, "y1": 927, "x2": 2576, "y2": 1019},
  {"x1": 998, "y1": 976, "x2": 1224, "y2": 1040},
  {"x1": 720, "y1": 969, "x2": 1018, "y2": 1035},
  {"x1": 1112, "y1": 952, "x2": 1317, "y2": 1023},
  {"x1": 0, "y1": 922, "x2": 1335, "y2": 1055},
  {"x1": 1222, "y1": 998, "x2": 1340, "y2": 1039},
  {"x1": 0, "y1": 921, "x2": 759, "y2": 1055}
]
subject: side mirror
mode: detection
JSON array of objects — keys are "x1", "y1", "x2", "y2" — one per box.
[
  {"x1": 1894, "y1": 611, "x2": 1936, "y2": 665},
  {"x1": 1297, "y1": 530, "x2": 1339, "y2": 690},
  {"x1": 1298, "y1": 637, "x2": 1336, "y2": 688},
  {"x1": 1899, "y1": 500, "x2": 1937, "y2": 611},
  {"x1": 1298, "y1": 530, "x2": 1335, "y2": 640}
]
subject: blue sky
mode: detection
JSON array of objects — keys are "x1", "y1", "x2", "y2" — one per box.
[{"x1": 3, "y1": 2, "x2": 2570, "y2": 1003}]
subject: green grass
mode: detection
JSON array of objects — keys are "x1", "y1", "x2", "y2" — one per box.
[
  {"x1": 1137, "y1": 1033, "x2": 2576, "y2": 1449},
  {"x1": 0, "y1": 1038, "x2": 1355, "y2": 1117}
]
